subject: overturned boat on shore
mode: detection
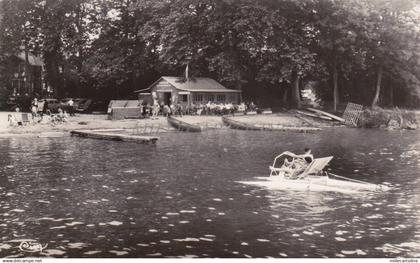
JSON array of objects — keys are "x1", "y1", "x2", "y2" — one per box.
[
  {"x1": 238, "y1": 152, "x2": 390, "y2": 194},
  {"x1": 222, "y1": 115, "x2": 263, "y2": 130},
  {"x1": 222, "y1": 116, "x2": 321, "y2": 132},
  {"x1": 70, "y1": 129, "x2": 159, "y2": 143},
  {"x1": 167, "y1": 116, "x2": 202, "y2": 132}
]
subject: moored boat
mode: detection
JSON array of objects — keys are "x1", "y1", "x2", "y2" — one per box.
[
  {"x1": 238, "y1": 152, "x2": 390, "y2": 193},
  {"x1": 222, "y1": 116, "x2": 321, "y2": 132},
  {"x1": 222, "y1": 116, "x2": 263, "y2": 130},
  {"x1": 167, "y1": 116, "x2": 202, "y2": 132},
  {"x1": 70, "y1": 130, "x2": 159, "y2": 143}
]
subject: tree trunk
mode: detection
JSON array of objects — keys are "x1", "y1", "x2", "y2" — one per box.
[
  {"x1": 389, "y1": 83, "x2": 394, "y2": 107},
  {"x1": 299, "y1": 78, "x2": 304, "y2": 101},
  {"x1": 291, "y1": 70, "x2": 301, "y2": 108},
  {"x1": 77, "y1": 46, "x2": 83, "y2": 97},
  {"x1": 236, "y1": 81, "x2": 243, "y2": 103},
  {"x1": 333, "y1": 64, "x2": 339, "y2": 112},
  {"x1": 282, "y1": 88, "x2": 289, "y2": 104},
  {"x1": 44, "y1": 51, "x2": 62, "y2": 98},
  {"x1": 43, "y1": 0, "x2": 63, "y2": 98},
  {"x1": 76, "y1": 5, "x2": 84, "y2": 98},
  {"x1": 281, "y1": 80, "x2": 289, "y2": 105},
  {"x1": 372, "y1": 66, "x2": 383, "y2": 107},
  {"x1": 24, "y1": 46, "x2": 32, "y2": 94}
]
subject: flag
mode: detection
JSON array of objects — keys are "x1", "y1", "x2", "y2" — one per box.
[{"x1": 185, "y1": 63, "x2": 189, "y2": 81}]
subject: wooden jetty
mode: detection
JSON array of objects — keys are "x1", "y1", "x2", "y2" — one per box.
[
  {"x1": 70, "y1": 129, "x2": 159, "y2": 143},
  {"x1": 222, "y1": 116, "x2": 321, "y2": 133},
  {"x1": 167, "y1": 116, "x2": 202, "y2": 132}
]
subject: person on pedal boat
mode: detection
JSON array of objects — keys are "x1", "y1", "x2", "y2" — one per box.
[
  {"x1": 283, "y1": 148, "x2": 313, "y2": 177},
  {"x1": 284, "y1": 148, "x2": 313, "y2": 166}
]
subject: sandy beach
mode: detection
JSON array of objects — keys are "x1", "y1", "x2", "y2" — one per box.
[
  {"x1": 0, "y1": 111, "x2": 322, "y2": 137},
  {"x1": 0, "y1": 112, "x2": 170, "y2": 137}
]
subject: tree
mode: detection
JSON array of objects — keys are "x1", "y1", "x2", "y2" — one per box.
[
  {"x1": 157, "y1": 0, "x2": 265, "y2": 90},
  {"x1": 0, "y1": 0, "x2": 43, "y2": 94},
  {"x1": 255, "y1": 0, "x2": 318, "y2": 108},
  {"x1": 82, "y1": 0, "x2": 162, "y2": 98},
  {"x1": 309, "y1": 0, "x2": 369, "y2": 111},
  {"x1": 361, "y1": 0, "x2": 420, "y2": 107},
  {"x1": 1, "y1": 0, "x2": 419, "y2": 109}
]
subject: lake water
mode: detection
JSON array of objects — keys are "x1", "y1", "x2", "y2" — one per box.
[{"x1": 0, "y1": 128, "x2": 420, "y2": 258}]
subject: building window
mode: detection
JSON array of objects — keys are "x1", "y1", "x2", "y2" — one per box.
[
  {"x1": 193, "y1": 94, "x2": 203, "y2": 102},
  {"x1": 228, "y1": 94, "x2": 237, "y2": 103},
  {"x1": 205, "y1": 94, "x2": 215, "y2": 102},
  {"x1": 180, "y1": 94, "x2": 188, "y2": 102},
  {"x1": 216, "y1": 94, "x2": 226, "y2": 102}
]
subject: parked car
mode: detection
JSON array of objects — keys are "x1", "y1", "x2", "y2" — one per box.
[
  {"x1": 38, "y1": 98, "x2": 74, "y2": 113},
  {"x1": 87, "y1": 99, "x2": 109, "y2": 114},
  {"x1": 6, "y1": 96, "x2": 19, "y2": 111},
  {"x1": 76, "y1": 99, "x2": 92, "y2": 113},
  {"x1": 76, "y1": 99, "x2": 109, "y2": 114}
]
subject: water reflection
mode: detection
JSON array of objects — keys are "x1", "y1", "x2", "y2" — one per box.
[{"x1": 0, "y1": 128, "x2": 419, "y2": 257}]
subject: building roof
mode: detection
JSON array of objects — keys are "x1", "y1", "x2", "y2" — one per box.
[
  {"x1": 135, "y1": 76, "x2": 241, "y2": 93},
  {"x1": 16, "y1": 52, "x2": 43, "y2": 66}
]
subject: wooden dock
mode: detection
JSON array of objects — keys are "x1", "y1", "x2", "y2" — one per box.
[{"x1": 70, "y1": 129, "x2": 159, "y2": 143}]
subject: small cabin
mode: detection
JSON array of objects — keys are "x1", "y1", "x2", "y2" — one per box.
[
  {"x1": 134, "y1": 76, "x2": 241, "y2": 106},
  {"x1": 107, "y1": 100, "x2": 142, "y2": 120}
]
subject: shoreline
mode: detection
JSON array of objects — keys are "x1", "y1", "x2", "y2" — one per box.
[
  {"x1": 2, "y1": 110, "x2": 415, "y2": 138},
  {"x1": 1, "y1": 112, "x2": 317, "y2": 136}
]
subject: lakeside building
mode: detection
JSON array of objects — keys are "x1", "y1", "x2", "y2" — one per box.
[
  {"x1": 1, "y1": 52, "x2": 44, "y2": 110},
  {"x1": 134, "y1": 76, "x2": 242, "y2": 106},
  {"x1": 5, "y1": 52, "x2": 43, "y2": 97}
]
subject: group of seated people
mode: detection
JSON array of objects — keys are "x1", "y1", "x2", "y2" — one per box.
[
  {"x1": 8, "y1": 106, "x2": 69, "y2": 127},
  {"x1": 188, "y1": 102, "x2": 237, "y2": 116},
  {"x1": 191, "y1": 101, "x2": 258, "y2": 115},
  {"x1": 140, "y1": 101, "x2": 259, "y2": 117}
]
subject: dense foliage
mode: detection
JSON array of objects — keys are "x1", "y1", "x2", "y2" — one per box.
[
  {"x1": 358, "y1": 107, "x2": 418, "y2": 129},
  {"x1": 0, "y1": 0, "x2": 419, "y2": 109}
]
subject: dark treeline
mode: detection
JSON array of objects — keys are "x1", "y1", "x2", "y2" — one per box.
[{"x1": 0, "y1": 0, "x2": 419, "y2": 109}]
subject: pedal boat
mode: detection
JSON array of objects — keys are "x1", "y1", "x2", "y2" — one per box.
[{"x1": 240, "y1": 152, "x2": 390, "y2": 193}]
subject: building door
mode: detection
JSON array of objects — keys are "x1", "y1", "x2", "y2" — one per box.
[{"x1": 163, "y1": 92, "x2": 172, "y2": 105}]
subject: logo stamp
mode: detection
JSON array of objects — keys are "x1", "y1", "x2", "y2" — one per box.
[{"x1": 19, "y1": 241, "x2": 48, "y2": 253}]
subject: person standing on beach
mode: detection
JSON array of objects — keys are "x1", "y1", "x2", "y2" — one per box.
[
  {"x1": 152, "y1": 101, "x2": 159, "y2": 119},
  {"x1": 13, "y1": 107, "x2": 23, "y2": 126},
  {"x1": 68, "y1": 99, "x2": 75, "y2": 116},
  {"x1": 31, "y1": 98, "x2": 38, "y2": 119}
]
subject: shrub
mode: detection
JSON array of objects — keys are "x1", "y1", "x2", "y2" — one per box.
[{"x1": 358, "y1": 107, "x2": 417, "y2": 130}]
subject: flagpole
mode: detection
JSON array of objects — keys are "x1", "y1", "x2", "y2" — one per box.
[
  {"x1": 185, "y1": 63, "x2": 190, "y2": 107},
  {"x1": 185, "y1": 63, "x2": 189, "y2": 81}
]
